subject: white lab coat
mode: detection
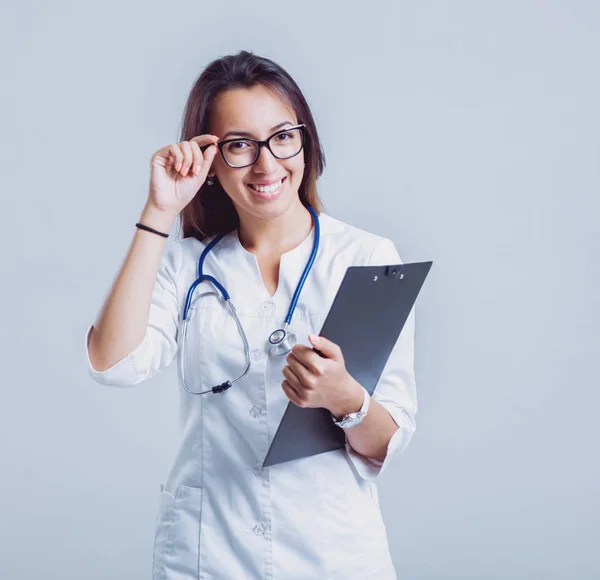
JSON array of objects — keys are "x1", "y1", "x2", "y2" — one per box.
[{"x1": 85, "y1": 212, "x2": 417, "y2": 580}]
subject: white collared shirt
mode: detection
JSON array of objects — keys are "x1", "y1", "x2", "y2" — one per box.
[{"x1": 85, "y1": 212, "x2": 417, "y2": 580}]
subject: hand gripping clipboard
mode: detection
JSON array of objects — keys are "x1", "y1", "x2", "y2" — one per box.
[{"x1": 262, "y1": 259, "x2": 433, "y2": 467}]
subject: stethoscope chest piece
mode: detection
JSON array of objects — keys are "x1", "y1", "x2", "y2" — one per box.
[{"x1": 268, "y1": 323, "x2": 297, "y2": 356}]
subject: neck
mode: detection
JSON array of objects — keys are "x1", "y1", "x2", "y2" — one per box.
[{"x1": 237, "y1": 199, "x2": 314, "y2": 257}]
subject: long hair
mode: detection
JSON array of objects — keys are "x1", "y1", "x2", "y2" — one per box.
[{"x1": 178, "y1": 50, "x2": 327, "y2": 242}]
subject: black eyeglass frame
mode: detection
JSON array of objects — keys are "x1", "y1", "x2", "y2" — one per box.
[{"x1": 201, "y1": 124, "x2": 306, "y2": 168}]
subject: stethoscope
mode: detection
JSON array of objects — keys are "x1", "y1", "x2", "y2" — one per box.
[{"x1": 178, "y1": 205, "x2": 320, "y2": 396}]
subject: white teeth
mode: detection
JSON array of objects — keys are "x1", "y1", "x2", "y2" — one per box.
[{"x1": 249, "y1": 178, "x2": 283, "y2": 193}]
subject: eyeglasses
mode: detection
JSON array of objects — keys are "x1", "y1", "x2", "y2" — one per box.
[{"x1": 204, "y1": 124, "x2": 306, "y2": 168}]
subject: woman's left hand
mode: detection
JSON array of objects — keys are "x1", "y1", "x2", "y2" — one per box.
[{"x1": 281, "y1": 334, "x2": 364, "y2": 417}]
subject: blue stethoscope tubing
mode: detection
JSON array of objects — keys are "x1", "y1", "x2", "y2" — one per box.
[{"x1": 178, "y1": 205, "x2": 320, "y2": 395}]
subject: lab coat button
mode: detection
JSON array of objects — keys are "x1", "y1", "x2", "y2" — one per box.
[
  {"x1": 249, "y1": 405, "x2": 264, "y2": 419},
  {"x1": 254, "y1": 522, "x2": 268, "y2": 536},
  {"x1": 253, "y1": 464, "x2": 265, "y2": 477},
  {"x1": 261, "y1": 301, "x2": 274, "y2": 311},
  {"x1": 251, "y1": 348, "x2": 263, "y2": 361}
]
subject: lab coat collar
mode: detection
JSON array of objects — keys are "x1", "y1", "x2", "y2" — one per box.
[{"x1": 216, "y1": 211, "x2": 329, "y2": 305}]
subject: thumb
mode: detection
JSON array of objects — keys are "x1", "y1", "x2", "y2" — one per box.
[
  {"x1": 198, "y1": 145, "x2": 218, "y2": 180},
  {"x1": 308, "y1": 334, "x2": 342, "y2": 360},
  {"x1": 204, "y1": 144, "x2": 218, "y2": 163}
]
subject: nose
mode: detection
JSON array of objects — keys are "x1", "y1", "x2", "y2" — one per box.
[{"x1": 253, "y1": 143, "x2": 279, "y2": 173}]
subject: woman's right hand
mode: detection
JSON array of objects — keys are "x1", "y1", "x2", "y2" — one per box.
[{"x1": 147, "y1": 134, "x2": 220, "y2": 216}]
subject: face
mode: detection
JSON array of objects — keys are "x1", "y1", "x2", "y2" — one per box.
[{"x1": 207, "y1": 84, "x2": 305, "y2": 222}]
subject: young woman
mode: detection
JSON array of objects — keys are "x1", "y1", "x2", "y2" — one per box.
[{"x1": 86, "y1": 50, "x2": 417, "y2": 580}]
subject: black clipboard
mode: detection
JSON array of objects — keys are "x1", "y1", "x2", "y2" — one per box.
[{"x1": 262, "y1": 259, "x2": 433, "y2": 467}]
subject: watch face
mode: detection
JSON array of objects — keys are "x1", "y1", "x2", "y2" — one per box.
[{"x1": 340, "y1": 411, "x2": 365, "y2": 427}]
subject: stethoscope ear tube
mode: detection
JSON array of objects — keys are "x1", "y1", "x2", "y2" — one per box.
[
  {"x1": 179, "y1": 206, "x2": 319, "y2": 394},
  {"x1": 179, "y1": 293, "x2": 252, "y2": 395}
]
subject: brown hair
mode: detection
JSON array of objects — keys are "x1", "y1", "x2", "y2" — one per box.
[{"x1": 177, "y1": 50, "x2": 327, "y2": 242}]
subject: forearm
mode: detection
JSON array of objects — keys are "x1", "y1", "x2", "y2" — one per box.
[
  {"x1": 330, "y1": 378, "x2": 398, "y2": 464},
  {"x1": 87, "y1": 203, "x2": 177, "y2": 371}
]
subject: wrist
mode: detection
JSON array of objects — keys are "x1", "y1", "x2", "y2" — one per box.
[
  {"x1": 329, "y1": 378, "x2": 365, "y2": 420},
  {"x1": 139, "y1": 203, "x2": 178, "y2": 234}
]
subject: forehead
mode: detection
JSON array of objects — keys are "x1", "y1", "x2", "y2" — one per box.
[{"x1": 209, "y1": 84, "x2": 297, "y2": 136}]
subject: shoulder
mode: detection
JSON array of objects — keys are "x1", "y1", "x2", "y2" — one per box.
[
  {"x1": 178, "y1": 234, "x2": 209, "y2": 258},
  {"x1": 169, "y1": 232, "x2": 237, "y2": 283},
  {"x1": 319, "y1": 212, "x2": 403, "y2": 265},
  {"x1": 176, "y1": 232, "x2": 227, "y2": 264},
  {"x1": 156, "y1": 235, "x2": 213, "y2": 282}
]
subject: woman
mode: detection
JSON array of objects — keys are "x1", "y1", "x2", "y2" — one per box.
[{"x1": 85, "y1": 50, "x2": 417, "y2": 580}]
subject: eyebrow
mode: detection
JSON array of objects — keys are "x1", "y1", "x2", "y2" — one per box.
[{"x1": 221, "y1": 121, "x2": 295, "y2": 140}]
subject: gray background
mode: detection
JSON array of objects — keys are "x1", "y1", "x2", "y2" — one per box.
[{"x1": 1, "y1": 1, "x2": 598, "y2": 578}]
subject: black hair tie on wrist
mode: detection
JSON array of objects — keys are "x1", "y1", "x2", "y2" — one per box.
[{"x1": 135, "y1": 223, "x2": 169, "y2": 238}]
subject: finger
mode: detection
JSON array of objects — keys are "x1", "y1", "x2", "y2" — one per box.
[
  {"x1": 190, "y1": 134, "x2": 220, "y2": 146},
  {"x1": 189, "y1": 140, "x2": 204, "y2": 177},
  {"x1": 282, "y1": 365, "x2": 304, "y2": 391},
  {"x1": 308, "y1": 334, "x2": 342, "y2": 361},
  {"x1": 289, "y1": 344, "x2": 314, "y2": 362},
  {"x1": 286, "y1": 353, "x2": 317, "y2": 387},
  {"x1": 290, "y1": 345, "x2": 326, "y2": 376},
  {"x1": 193, "y1": 134, "x2": 220, "y2": 154},
  {"x1": 281, "y1": 380, "x2": 303, "y2": 407},
  {"x1": 200, "y1": 141, "x2": 219, "y2": 175},
  {"x1": 193, "y1": 142, "x2": 218, "y2": 182},
  {"x1": 193, "y1": 135, "x2": 219, "y2": 156},
  {"x1": 179, "y1": 141, "x2": 193, "y2": 176},
  {"x1": 168, "y1": 144, "x2": 183, "y2": 173}
]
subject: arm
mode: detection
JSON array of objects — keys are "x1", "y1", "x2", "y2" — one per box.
[
  {"x1": 87, "y1": 203, "x2": 177, "y2": 372},
  {"x1": 283, "y1": 301, "x2": 417, "y2": 477},
  {"x1": 87, "y1": 134, "x2": 219, "y2": 380},
  {"x1": 281, "y1": 236, "x2": 418, "y2": 480}
]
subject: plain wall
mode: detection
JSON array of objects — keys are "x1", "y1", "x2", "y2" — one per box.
[{"x1": 1, "y1": 1, "x2": 598, "y2": 578}]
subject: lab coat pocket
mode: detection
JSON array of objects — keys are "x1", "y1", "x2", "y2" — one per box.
[
  {"x1": 152, "y1": 485, "x2": 204, "y2": 580},
  {"x1": 321, "y1": 478, "x2": 390, "y2": 576}
]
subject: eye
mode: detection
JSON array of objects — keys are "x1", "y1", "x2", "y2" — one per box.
[
  {"x1": 226, "y1": 140, "x2": 250, "y2": 151},
  {"x1": 275, "y1": 132, "x2": 292, "y2": 141}
]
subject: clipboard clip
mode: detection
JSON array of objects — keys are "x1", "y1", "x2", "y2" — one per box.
[{"x1": 385, "y1": 265, "x2": 405, "y2": 279}]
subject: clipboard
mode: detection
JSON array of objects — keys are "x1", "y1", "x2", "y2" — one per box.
[{"x1": 262, "y1": 259, "x2": 433, "y2": 467}]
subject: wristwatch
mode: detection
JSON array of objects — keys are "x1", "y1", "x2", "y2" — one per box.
[{"x1": 331, "y1": 386, "x2": 370, "y2": 428}]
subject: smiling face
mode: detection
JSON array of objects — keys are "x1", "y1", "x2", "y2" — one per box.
[{"x1": 207, "y1": 84, "x2": 306, "y2": 222}]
